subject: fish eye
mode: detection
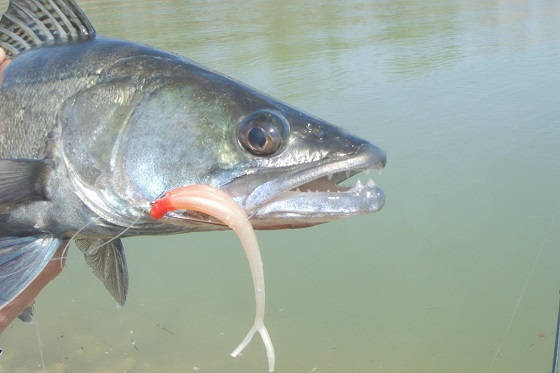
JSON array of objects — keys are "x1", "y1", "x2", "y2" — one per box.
[{"x1": 237, "y1": 110, "x2": 290, "y2": 156}]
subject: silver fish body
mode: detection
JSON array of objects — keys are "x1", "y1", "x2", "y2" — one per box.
[
  {"x1": 1, "y1": 37, "x2": 385, "y2": 237},
  {"x1": 0, "y1": 0, "x2": 385, "y2": 310}
]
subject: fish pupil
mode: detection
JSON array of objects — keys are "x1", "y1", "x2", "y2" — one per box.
[{"x1": 248, "y1": 127, "x2": 267, "y2": 149}]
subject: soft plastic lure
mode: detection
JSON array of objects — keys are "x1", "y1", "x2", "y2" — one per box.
[{"x1": 150, "y1": 185, "x2": 275, "y2": 372}]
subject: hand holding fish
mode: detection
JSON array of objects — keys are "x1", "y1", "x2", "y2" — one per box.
[{"x1": 0, "y1": 48, "x2": 9, "y2": 85}]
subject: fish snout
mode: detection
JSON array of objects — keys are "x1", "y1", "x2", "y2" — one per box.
[
  {"x1": 356, "y1": 142, "x2": 387, "y2": 170},
  {"x1": 298, "y1": 117, "x2": 386, "y2": 169}
]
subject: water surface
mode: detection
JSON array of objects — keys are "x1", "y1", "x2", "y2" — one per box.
[{"x1": 0, "y1": 0, "x2": 559, "y2": 372}]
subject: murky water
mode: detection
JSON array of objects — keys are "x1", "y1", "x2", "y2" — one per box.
[{"x1": 1, "y1": 0, "x2": 559, "y2": 372}]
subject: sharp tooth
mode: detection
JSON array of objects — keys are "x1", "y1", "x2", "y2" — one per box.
[
  {"x1": 296, "y1": 188, "x2": 301, "y2": 192},
  {"x1": 327, "y1": 174, "x2": 333, "y2": 181},
  {"x1": 355, "y1": 179, "x2": 362, "y2": 189},
  {"x1": 366, "y1": 179, "x2": 375, "y2": 187}
]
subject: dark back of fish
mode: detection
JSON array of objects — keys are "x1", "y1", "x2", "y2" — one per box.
[{"x1": 0, "y1": 38, "x2": 178, "y2": 159}]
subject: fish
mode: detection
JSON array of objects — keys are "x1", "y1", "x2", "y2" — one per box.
[{"x1": 0, "y1": 0, "x2": 386, "y2": 367}]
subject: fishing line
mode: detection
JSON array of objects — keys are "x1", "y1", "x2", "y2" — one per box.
[
  {"x1": 88, "y1": 216, "x2": 142, "y2": 253},
  {"x1": 486, "y1": 218, "x2": 554, "y2": 372},
  {"x1": 0, "y1": 263, "x2": 35, "y2": 279},
  {"x1": 0, "y1": 221, "x2": 93, "y2": 280},
  {"x1": 0, "y1": 217, "x2": 138, "y2": 286},
  {"x1": 33, "y1": 302, "x2": 47, "y2": 373},
  {"x1": 53, "y1": 220, "x2": 95, "y2": 270},
  {"x1": 0, "y1": 249, "x2": 63, "y2": 280}
]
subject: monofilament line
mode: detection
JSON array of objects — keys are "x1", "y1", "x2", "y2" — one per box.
[
  {"x1": 34, "y1": 302, "x2": 47, "y2": 373},
  {"x1": 486, "y1": 233, "x2": 548, "y2": 372}
]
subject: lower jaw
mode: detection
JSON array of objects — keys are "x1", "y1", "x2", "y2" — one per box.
[{"x1": 249, "y1": 213, "x2": 356, "y2": 230}]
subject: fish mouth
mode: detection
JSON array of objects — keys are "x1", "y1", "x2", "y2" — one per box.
[
  {"x1": 226, "y1": 143, "x2": 386, "y2": 229},
  {"x1": 159, "y1": 143, "x2": 386, "y2": 229}
]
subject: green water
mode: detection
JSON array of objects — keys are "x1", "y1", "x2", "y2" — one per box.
[{"x1": 1, "y1": 0, "x2": 560, "y2": 372}]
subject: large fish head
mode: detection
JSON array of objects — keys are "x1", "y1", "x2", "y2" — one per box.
[
  {"x1": 61, "y1": 55, "x2": 385, "y2": 231},
  {"x1": 122, "y1": 57, "x2": 386, "y2": 229},
  {"x1": 219, "y1": 102, "x2": 387, "y2": 229}
]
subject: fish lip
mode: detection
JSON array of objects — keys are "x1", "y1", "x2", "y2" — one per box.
[{"x1": 243, "y1": 143, "x2": 386, "y2": 215}]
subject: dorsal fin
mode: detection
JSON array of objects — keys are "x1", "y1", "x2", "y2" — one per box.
[{"x1": 0, "y1": 0, "x2": 95, "y2": 57}]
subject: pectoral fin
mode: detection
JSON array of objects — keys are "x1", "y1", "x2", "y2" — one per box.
[
  {"x1": 0, "y1": 159, "x2": 50, "y2": 205},
  {"x1": 0, "y1": 235, "x2": 61, "y2": 309},
  {"x1": 76, "y1": 238, "x2": 128, "y2": 305}
]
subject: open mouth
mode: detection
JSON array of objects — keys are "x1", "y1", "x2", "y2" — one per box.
[
  {"x1": 271, "y1": 169, "x2": 382, "y2": 206},
  {"x1": 243, "y1": 143, "x2": 386, "y2": 227},
  {"x1": 161, "y1": 143, "x2": 385, "y2": 229}
]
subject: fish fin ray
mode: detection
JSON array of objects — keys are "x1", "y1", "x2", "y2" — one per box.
[
  {"x1": 17, "y1": 300, "x2": 34, "y2": 322},
  {"x1": 74, "y1": 237, "x2": 91, "y2": 252},
  {"x1": 0, "y1": 159, "x2": 50, "y2": 205},
  {"x1": 0, "y1": 0, "x2": 95, "y2": 57},
  {"x1": 0, "y1": 235, "x2": 61, "y2": 309},
  {"x1": 77, "y1": 237, "x2": 128, "y2": 305}
]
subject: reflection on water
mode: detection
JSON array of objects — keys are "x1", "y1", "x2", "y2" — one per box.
[{"x1": 0, "y1": 0, "x2": 559, "y2": 372}]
